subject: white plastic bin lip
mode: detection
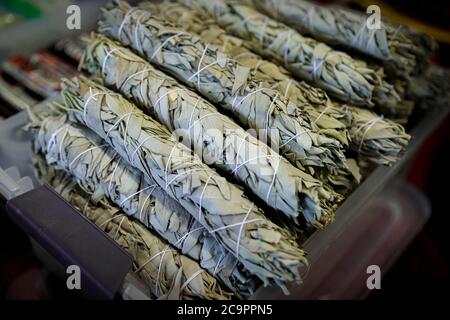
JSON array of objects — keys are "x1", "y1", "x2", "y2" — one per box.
[{"x1": 0, "y1": 166, "x2": 34, "y2": 200}]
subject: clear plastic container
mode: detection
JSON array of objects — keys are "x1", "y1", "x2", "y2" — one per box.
[{"x1": 0, "y1": 103, "x2": 446, "y2": 299}]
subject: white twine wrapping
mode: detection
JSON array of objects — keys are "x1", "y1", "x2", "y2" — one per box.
[
  {"x1": 119, "y1": 184, "x2": 157, "y2": 207},
  {"x1": 279, "y1": 128, "x2": 313, "y2": 148},
  {"x1": 108, "y1": 158, "x2": 121, "y2": 194},
  {"x1": 102, "y1": 48, "x2": 124, "y2": 75},
  {"x1": 209, "y1": 204, "x2": 261, "y2": 258},
  {"x1": 354, "y1": 115, "x2": 384, "y2": 153},
  {"x1": 196, "y1": 44, "x2": 209, "y2": 89},
  {"x1": 139, "y1": 185, "x2": 157, "y2": 222},
  {"x1": 68, "y1": 145, "x2": 107, "y2": 170}
]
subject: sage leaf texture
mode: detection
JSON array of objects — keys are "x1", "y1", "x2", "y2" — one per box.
[
  {"x1": 60, "y1": 76, "x2": 308, "y2": 288},
  {"x1": 139, "y1": 1, "x2": 352, "y2": 152},
  {"x1": 98, "y1": 0, "x2": 349, "y2": 173},
  {"x1": 33, "y1": 154, "x2": 233, "y2": 300},
  {"x1": 254, "y1": 0, "x2": 437, "y2": 79},
  {"x1": 177, "y1": 0, "x2": 400, "y2": 108},
  {"x1": 31, "y1": 112, "x2": 258, "y2": 297},
  {"x1": 82, "y1": 33, "x2": 335, "y2": 228},
  {"x1": 344, "y1": 106, "x2": 411, "y2": 165}
]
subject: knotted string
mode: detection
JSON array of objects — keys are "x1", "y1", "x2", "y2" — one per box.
[
  {"x1": 46, "y1": 124, "x2": 70, "y2": 154},
  {"x1": 213, "y1": 252, "x2": 225, "y2": 275},
  {"x1": 131, "y1": 134, "x2": 160, "y2": 163},
  {"x1": 351, "y1": 19, "x2": 378, "y2": 52},
  {"x1": 138, "y1": 185, "x2": 157, "y2": 223},
  {"x1": 98, "y1": 213, "x2": 126, "y2": 228},
  {"x1": 164, "y1": 144, "x2": 179, "y2": 190},
  {"x1": 313, "y1": 104, "x2": 333, "y2": 124},
  {"x1": 355, "y1": 115, "x2": 384, "y2": 153},
  {"x1": 83, "y1": 88, "x2": 120, "y2": 128}
]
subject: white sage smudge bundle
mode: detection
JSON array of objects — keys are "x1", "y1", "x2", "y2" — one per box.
[
  {"x1": 139, "y1": 1, "x2": 352, "y2": 148},
  {"x1": 98, "y1": 0, "x2": 348, "y2": 173},
  {"x1": 408, "y1": 65, "x2": 450, "y2": 110},
  {"x1": 31, "y1": 112, "x2": 258, "y2": 297},
  {"x1": 377, "y1": 100, "x2": 415, "y2": 126},
  {"x1": 344, "y1": 106, "x2": 411, "y2": 165},
  {"x1": 254, "y1": 0, "x2": 437, "y2": 79},
  {"x1": 318, "y1": 159, "x2": 362, "y2": 196},
  {"x1": 82, "y1": 33, "x2": 335, "y2": 228},
  {"x1": 136, "y1": 2, "x2": 359, "y2": 192},
  {"x1": 178, "y1": 0, "x2": 400, "y2": 108},
  {"x1": 60, "y1": 76, "x2": 308, "y2": 289},
  {"x1": 33, "y1": 154, "x2": 233, "y2": 300}
]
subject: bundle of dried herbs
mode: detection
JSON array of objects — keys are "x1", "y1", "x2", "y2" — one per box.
[
  {"x1": 377, "y1": 100, "x2": 415, "y2": 126},
  {"x1": 98, "y1": 0, "x2": 348, "y2": 174},
  {"x1": 254, "y1": 0, "x2": 437, "y2": 79},
  {"x1": 178, "y1": 0, "x2": 400, "y2": 108},
  {"x1": 60, "y1": 76, "x2": 308, "y2": 289},
  {"x1": 33, "y1": 154, "x2": 233, "y2": 300},
  {"x1": 317, "y1": 159, "x2": 362, "y2": 197},
  {"x1": 31, "y1": 112, "x2": 258, "y2": 297},
  {"x1": 139, "y1": 1, "x2": 352, "y2": 148},
  {"x1": 117, "y1": 2, "x2": 361, "y2": 192},
  {"x1": 344, "y1": 106, "x2": 411, "y2": 165},
  {"x1": 408, "y1": 65, "x2": 450, "y2": 110},
  {"x1": 82, "y1": 33, "x2": 335, "y2": 229},
  {"x1": 138, "y1": 1, "x2": 408, "y2": 167}
]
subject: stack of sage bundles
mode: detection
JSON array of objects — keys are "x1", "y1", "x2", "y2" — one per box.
[
  {"x1": 177, "y1": 0, "x2": 401, "y2": 109},
  {"x1": 253, "y1": 0, "x2": 437, "y2": 80},
  {"x1": 33, "y1": 154, "x2": 233, "y2": 300},
  {"x1": 61, "y1": 76, "x2": 309, "y2": 295},
  {"x1": 31, "y1": 110, "x2": 258, "y2": 298},
  {"x1": 26, "y1": 0, "x2": 426, "y2": 300}
]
